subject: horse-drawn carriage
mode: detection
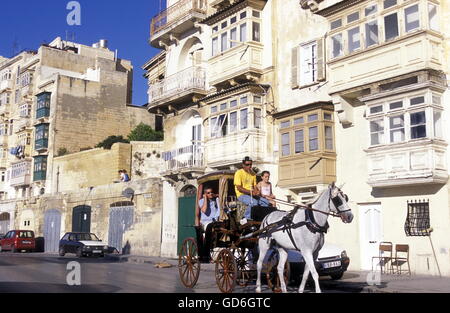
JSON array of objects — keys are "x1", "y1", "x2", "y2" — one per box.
[
  {"x1": 178, "y1": 170, "x2": 289, "y2": 293},
  {"x1": 178, "y1": 170, "x2": 354, "y2": 293}
]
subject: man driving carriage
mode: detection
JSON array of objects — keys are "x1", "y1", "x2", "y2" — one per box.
[
  {"x1": 196, "y1": 186, "x2": 221, "y2": 262},
  {"x1": 234, "y1": 156, "x2": 271, "y2": 222}
]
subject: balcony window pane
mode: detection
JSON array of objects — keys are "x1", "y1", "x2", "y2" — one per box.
[
  {"x1": 405, "y1": 5, "x2": 420, "y2": 32},
  {"x1": 410, "y1": 96, "x2": 425, "y2": 106},
  {"x1": 218, "y1": 114, "x2": 228, "y2": 137},
  {"x1": 252, "y1": 22, "x2": 261, "y2": 42},
  {"x1": 390, "y1": 115, "x2": 405, "y2": 143},
  {"x1": 295, "y1": 130, "x2": 304, "y2": 153},
  {"x1": 309, "y1": 126, "x2": 319, "y2": 151},
  {"x1": 348, "y1": 27, "x2": 360, "y2": 53},
  {"x1": 325, "y1": 126, "x2": 333, "y2": 150},
  {"x1": 253, "y1": 11, "x2": 260, "y2": 18},
  {"x1": 230, "y1": 100, "x2": 237, "y2": 107},
  {"x1": 240, "y1": 11, "x2": 247, "y2": 19},
  {"x1": 240, "y1": 96, "x2": 248, "y2": 104},
  {"x1": 280, "y1": 121, "x2": 290, "y2": 129},
  {"x1": 294, "y1": 117, "x2": 304, "y2": 125},
  {"x1": 384, "y1": 13, "x2": 399, "y2": 40},
  {"x1": 211, "y1": 106, "x2": 217, "y2": 114},
  {"x1": 434, "y1": 111, "x2": 442, "y2": 138},
  {"x1": 221, "y1": 21, "x2": 227, "y2": 29},
  {"x1": 428, "y1": 3, "x2": 439, "y2": 31},
  {"x1": 365, "y1": 20, "x2": 379, "y2": 47},
  {"x1": 240, "y1": 108, "x2": 248, "y2": 130},
  {"x1": 254, "y1": 108, "x2": 262, "y2": 129},
  {"x1": 330, "y1": 19, "x2": 342, "y2": 30},
  {"x1": 211, "y1": 117, "x2": 218, "y2": 137},
  {"x1": 383, "y1": 0, "x2": 397, "y2": 9},
  {"x1": 253, "y1": 95, "x2": 262, "y2": 103},
  {"x1": 240, "y1": 23, "x2": 247, "y2": 42},
  {"x1": 220, "y1": 103, "x2": 227, "y2": 111},
  {"x1": 370, "y1": 105, "x2": 383, "y2": 114},
  {"x1": 370, "y1": 119, "x2": 384, "y2": 145},
  {"x1": 230, "y1": 28, "x2": 237, "y2": 48},
  {"x1": 432, "y1": 95, "x2": 441, "y2": 105},
  {"x1": 212, "y1": 26, "x2": 218, "y2": 33},
  {"x1": 231, "y1": 16, "x2": 237, "y2": 24},
  {"x1": 365, "y1": 5, "x2": 377, "y2": 16},
  {"x1": 389, "y1": 101, "x2": 403, "y2": 110},
  {"x1": 308, "y1": 114, "x2": 318, "y2": 122},
  {"x1": 410, "y1": 111, "x2": 426, "y2": 139},
  {"x1": 324, "y1": 113, "x2": 332, "y2": 120},
  {"x1": 221, "y1": 33, "x2": 228, "y2": 52},
  {"x1": 230, "y1": 111, "x2": 237, "y2": 132},
  {"x1": 331, "y1": 34, "x2": 343, "y2": 58},
  {"x1": 347, "y1": 12, "x2": 359, "y2": 23},
  {"x1": 212, "y1": 37, "x2": 218, "y2": 56},
  {"x1": 281, "y1": 133, "x2": 290, "y2": 156}
]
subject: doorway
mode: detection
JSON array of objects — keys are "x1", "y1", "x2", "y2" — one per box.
[
  {"x1": 72, "y1": 205, "x2": 91, "y2": 233},
  {"x1": 359, "y1": 203, "x2": 383, "y2": 270}
]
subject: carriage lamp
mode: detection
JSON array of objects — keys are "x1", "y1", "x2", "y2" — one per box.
[{"x1": 341, "y1": 250, "x2": 347, "y2": 258}]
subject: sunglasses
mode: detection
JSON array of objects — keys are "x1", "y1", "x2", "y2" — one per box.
[
  {"x1": 244, "y1": 163, "x2": 252, "y2": 167},
  {"x1": 206, "y1": 192, "x2": 213, "y2": 194}
]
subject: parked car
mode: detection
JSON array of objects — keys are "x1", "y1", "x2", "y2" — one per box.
[
  {"x1": 288, "y1": 243, "x2": 350, "y2": 281},
  {"x1": 59, "y1": 232, "x2": 109, "y2": 258},
  {"x1": 0, "y1": 230, "x2": 36, "y2": 253}
]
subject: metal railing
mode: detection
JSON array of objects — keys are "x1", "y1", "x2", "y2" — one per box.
[
  {"x1": 150, "y1": 0, "x2": 207, "y2": 37},
  {"x1": 162, "y1": 144, "x2": 204, "y2": 171},
  {"x1": 148, "y1": 66, "x2": 206, "y2": 104}
]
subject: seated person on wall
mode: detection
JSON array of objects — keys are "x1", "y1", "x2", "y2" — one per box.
[
  {"x1": 196, "y1": 186, "x2": 221, "y2": 262},
  {"x1": 234, "y1": 156, "x2": 270, "y2": 222}
]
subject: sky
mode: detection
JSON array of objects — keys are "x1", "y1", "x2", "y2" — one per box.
[{"x1": 0, "y1": 0, "x2": 165, "y2": 106}]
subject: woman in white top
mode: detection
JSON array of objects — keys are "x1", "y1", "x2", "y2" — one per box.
[{"x1": 257, "y1": 171, "x2": 276, "y2": 207}]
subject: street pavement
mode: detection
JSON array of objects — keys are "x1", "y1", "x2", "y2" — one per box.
[{"x1": 0, "y1": 252, "x2": 449, "y2": 293}]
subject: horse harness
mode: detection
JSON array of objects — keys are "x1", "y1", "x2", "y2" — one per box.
[{"x1": 259, "y1": 189, "x2": 350, "y2": 251}]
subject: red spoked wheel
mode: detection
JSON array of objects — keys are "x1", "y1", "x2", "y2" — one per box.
[
  {"x1": 215, "y1": 248, "x2": 237, "y2": 293},
  {"x1": 178, "y1": 238, "x2": 201, "y2": 288}
]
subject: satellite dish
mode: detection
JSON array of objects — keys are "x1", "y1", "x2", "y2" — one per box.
[{"x1": 122, "y1": 188, "x2": 135, "y2": 199}]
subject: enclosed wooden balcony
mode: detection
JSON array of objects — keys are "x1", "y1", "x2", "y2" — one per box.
[
  {"x1": 10, "y1": 160, "x2": 32, "y2": 187},
  {"x1": 149, "y1": 0, "x2": 207, "y2": 48},
  {"x1": 147, "y1": 66, "x2": 207, "y2": 114},
  {"x1": 366, "y1": 140, "x2": 448, "y2": 187},
  {"x1": 208, "y1": 42, "x2": 263, "y2": 88}
]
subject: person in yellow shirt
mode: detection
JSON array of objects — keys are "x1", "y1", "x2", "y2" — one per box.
[{"x1": 234, "y1": 156, "x2": 270, "y2": 220}]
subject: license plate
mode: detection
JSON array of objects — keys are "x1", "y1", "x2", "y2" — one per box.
[
  {"x1": 93, "y1": 250, "x2": 102, "y2": 253},
  {"x1": 323, "y1": 261, "x2": 341, "y2": 269},
  {"x1": 23, "y1": 241, "x2": 31, "y2": 244}
]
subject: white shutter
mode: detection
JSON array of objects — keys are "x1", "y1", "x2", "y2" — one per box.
[
  {"x1": 291, "y1": 46, "x2": 299, "y2": 89},
  {"x1": 317, "y1": 37, "x2": 326, "y2": 81}
]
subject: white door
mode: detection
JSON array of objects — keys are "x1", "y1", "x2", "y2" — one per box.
[{"x1": 359, "y1": 203, "x2": 383, "y2": 270}]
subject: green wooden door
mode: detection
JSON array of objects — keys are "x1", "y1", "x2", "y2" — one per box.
[{"x1": 177, "y1": 196, "x2": 197, "y2": 255}]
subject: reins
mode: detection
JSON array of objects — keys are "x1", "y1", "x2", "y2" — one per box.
[{"x1": 272, "y1": 198, "x2": 342, "y2": 218}]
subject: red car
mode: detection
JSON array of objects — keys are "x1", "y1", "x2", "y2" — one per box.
[{"x1": 0, "y1": 230, "x2": 36, "y2": 253}]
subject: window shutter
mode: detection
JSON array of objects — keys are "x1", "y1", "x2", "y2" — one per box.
[
  {"x1": 317, "y1": 37, "x2": 326, "y2": 81},
  {"x1": 291, "y1": 46, "x2": 299, "y2": 89}
]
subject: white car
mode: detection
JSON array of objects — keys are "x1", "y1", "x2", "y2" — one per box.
[{"x1": 287, "y1": 243, "x2": 350, "y2": 280}]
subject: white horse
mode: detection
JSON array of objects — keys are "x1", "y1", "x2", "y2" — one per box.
[{"x1": 255, "y1": 182, "x2": 354, "y2": 293}]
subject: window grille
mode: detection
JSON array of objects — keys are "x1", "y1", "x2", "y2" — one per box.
[{"x1": 405, "y1": 200, "x2": 430, "y2": 236}]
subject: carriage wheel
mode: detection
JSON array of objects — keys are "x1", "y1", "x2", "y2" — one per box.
[
  {"x1": 234, "y1": 248, "x2": 253, "y2": 287},
  {"x1": 178, "y1": 238, "x2": 201, "y2": 288},
  {"x1": 266, "y1": 250, "x2": 290, "y2": 293},
  {"x1": 215, "y1": 248, "x2": 237, "y2": 293}
]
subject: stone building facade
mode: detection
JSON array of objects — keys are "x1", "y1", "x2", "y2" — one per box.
[{"x1": 146, "y1": 0, "x2": 450, "y2": 276}]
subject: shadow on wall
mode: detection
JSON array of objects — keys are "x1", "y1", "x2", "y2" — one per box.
[
  {"x1": 371, "y1": 184, "x2": 445, "y2": 198},
  {"x1": 35, "y1": 237, "x2": 45, "y2": 252},
  {"x1": 122, "y1": 241, "x2": 131, "y2": 255}
]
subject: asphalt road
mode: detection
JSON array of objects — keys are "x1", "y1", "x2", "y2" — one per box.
[{"x1": 0, "y1": 253, "x2": 364, "y2": 293}]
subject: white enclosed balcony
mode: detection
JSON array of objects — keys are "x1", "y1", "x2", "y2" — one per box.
[
  {"x1": 10, "y1": 160, "x2": 32, "y2": 187},
  {"x1": 148, "y1": 66, "x2": 207, "y2": 114},
  {"x1": 205, "y1": 127, "x2": 266, "y2": 168},
  {"x1": 150, "y1": 0, "x2": 207, "y2": 48},
  {"x1": 208, "y1": 42, "x2": 263, "y2": 87},
  {"x1": 162, "y1": 144, "x2": 204, "y2": 173},
  {"x1": 366, "y1": 140, "x2": 448, "y2": 187}
]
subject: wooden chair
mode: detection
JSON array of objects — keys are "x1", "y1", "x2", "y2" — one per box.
[
  {"x1": 391, "y1": 244, "x2": 411, "y2": 275},
  {"x1": 372, "y1": 242, "x2": 393, "y2": 274}
]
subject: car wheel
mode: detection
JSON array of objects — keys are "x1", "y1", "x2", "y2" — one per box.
[
  {"x1": 76, "y1": 247, "x2": 83, "y2": 258},
  {"x1": 330, "y1": 272, "x2": 344, "y2": 280},
  {"x1": 0, "y1": 245, "x2": 2, "y2": 252},
  {"x1": 59, "y1": 247, "x2": 66, "y2": 257}
]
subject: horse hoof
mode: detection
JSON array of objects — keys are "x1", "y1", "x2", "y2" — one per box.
[{"x1": 256, "y1": 288, "x2": 262, "y2": 293}]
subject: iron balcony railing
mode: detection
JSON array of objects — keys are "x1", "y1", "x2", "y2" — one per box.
[
  {"x1": 148, "y1": 66, "x2": 206, "y2": 104},
  {"x1": 150, "y1": 0, "x2": 207, "y2": 37},
  {"x1": 162, "y1": 144, "x2": 204, "y2": 171}
]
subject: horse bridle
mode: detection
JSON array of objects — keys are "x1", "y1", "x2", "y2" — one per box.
[{"x1": 328, "y1": 188, "x2": 351, "y2": 216}]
